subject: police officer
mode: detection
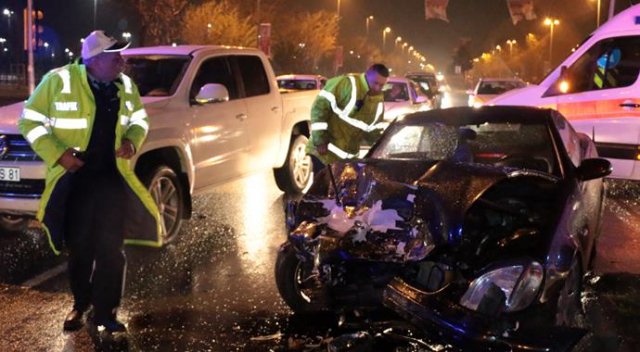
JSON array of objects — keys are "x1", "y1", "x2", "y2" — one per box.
[
  {"x1": 306, "y1": 64, "x2": 389, "y2": 172},
  {"x1": 18, "y1": 30, "x2": 161, "y2": 333}
]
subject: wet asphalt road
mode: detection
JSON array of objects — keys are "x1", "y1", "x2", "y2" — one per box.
[{"x1": 1, "y1": 90, "x2": 640, "y2": 351}]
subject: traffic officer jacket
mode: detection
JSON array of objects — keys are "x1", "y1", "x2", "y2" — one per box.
[
  {"x1": 18, "y1": 62, "x2": 161, "y2": 254},
  {"x1": 306, "y1": 73, "x2": 385, "y2": 164}
]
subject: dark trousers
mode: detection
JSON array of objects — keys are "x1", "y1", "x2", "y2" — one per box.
[
  {"x1": 64, "y1": 169, "x2": 126, "y2": 321},
  {"x1": 310, "y1": 154, "x2": 326, "y2": 175}
]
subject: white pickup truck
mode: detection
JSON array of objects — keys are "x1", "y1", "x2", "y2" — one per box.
[
  {"x1": 0, "y1": 45, "x2": 316, "y2": 241},
  {"x1": 490, "y1": 5, "x2": 640, "y2": 180}
]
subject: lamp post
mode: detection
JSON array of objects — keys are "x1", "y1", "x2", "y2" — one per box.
[
  {"x1": 93, "y1": 0, "x2": 97, "y2": 28},
  {"x1": 382, "y1": 27, "x2": 391, "y2": 53},
  {"x1": 593, "y1": 0, "x2": 601, "y2": 27},
  {"x1": 3, "y1": 8, "x2": 13, "y2": 30},
  {"x1": 544, "y1": 18, "x2": 560, "y2": 65},
  {"x1": 366, "y1": 15, "x2": 373, "y2": 37},
  {"x1": 122, "y1": 32, "x2": 131, "y2": 41},
  {"x1": 394, "y1": 36, "x2": 402, "y2": 50},
  {"x1": 506, "y1": 39, "x2": 517, "y2": 56},
  {"x1": 337, "y1": 0, "x2": 341, "y2": 19},
  {"x1": 402, "y1": 42, "x2": 408, "y2": 54}
]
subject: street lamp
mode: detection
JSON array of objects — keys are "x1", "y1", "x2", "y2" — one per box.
[
  {"x1": 544, "y1": 17, "x2": 560, "y2": 65},
  {"x1": 93, "y1": 0, "x2": 98, "y2": 28},
  {"x1": 592, "y1": 0, "x2": 601, "y2": 27},
  {"x1": 506, "y1": 39, "x2": 517, "y2": 56},
  {"x1": 382, "y1": 27, "x2": 391, "y2": 52},
  {"x1": 402, "y1": 42, "x2": 408, "y2": 53},
  {"x1": 395, "y1": 36, "x2": 402, "y2": 49},
  {"x1": 122, "y1": 32, "x2": 132, "y2": 41},
  {"x1": 366, "y1": 15, "x2": 373, "y2": 37},
  {"x1": 3, "y1": 8, "x2": 13, "y2": 29},
  {"x1": 337, "y1": 0, "x2": 341, "y2": 19}
]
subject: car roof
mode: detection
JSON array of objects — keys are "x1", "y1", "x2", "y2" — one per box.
[
  {"x1": 123, "y1": 45, "x2": 261, "y2": 57},
  {"x1": 276, "y1": 74, "x2": 325, "y2": 80},
  {"x1": 398, "y1": 106, "x2": 554, "y2": 126}
]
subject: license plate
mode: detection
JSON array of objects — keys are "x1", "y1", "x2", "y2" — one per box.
[{"x1": 0, "y1": 167, "x2": 20, "y2": 182}]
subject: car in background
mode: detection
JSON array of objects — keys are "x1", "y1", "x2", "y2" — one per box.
[
  {"x1": 381, "y1": 76, "x2": 432, "y2": 127},
  {"x1": 467, "y1": 77, "x2": 526, "y2": 107},
  {"x1": 280, "y1": 106, "x2": 611, "y2": 350},
  {"x1": 276, "y1": 74, "x2": 327, "y2": 91},
  {"x1": 405, "y1": 71, "x2": 442, "y2": 109}
]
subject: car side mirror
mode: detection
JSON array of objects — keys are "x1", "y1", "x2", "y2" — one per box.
[
  {"x1": 576, "y1": 158, "x2": 612, "y2": 181},
  {"x1": 195, "y1": 83, "x2": 229, "y2": 104},
  {"x1": 415, "y1": 95, "x2": 429, "y2": 104},
  {"x1": 543, "y1": 65, "x2": 571, "y2": 97}
]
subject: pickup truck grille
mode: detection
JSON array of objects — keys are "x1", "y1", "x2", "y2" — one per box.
[
  {"x1": 0, "y1": 179, "x2": 44, "y2": 198},
  {"x1": 0, "y1": 134, "x2": 42, "y2": 161}
]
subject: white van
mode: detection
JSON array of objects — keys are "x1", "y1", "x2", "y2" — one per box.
[{"x1": 490, "y1": 5, "x2": 640, "y2": 180}]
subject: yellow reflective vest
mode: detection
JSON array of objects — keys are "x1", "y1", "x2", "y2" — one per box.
[
  {"x1": 18, "y1": 62, "x2": 161, "y2": 254},
  {"x1": 306, "y1": 73, "x2": 385, "y2": 164}
]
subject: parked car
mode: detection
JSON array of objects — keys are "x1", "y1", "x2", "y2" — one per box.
[
  {"x1": 490, "y1": 4, "x2": 640, "y2": 181},
  {"x1": 0, "y1": 45, "x2": 317, "y2": 239},
  {"x1": 277, "y1": 106, "x2": 611, "y2": 351},
  {"x1": 276, "y1": 74, "x2": 327, "y2": 91},
  {"x1": 468, "y1": 77, "x2": 526, "y2": 107},
  {"x1": 381, "y1": 76, "x2": 432, "y2": 128},
  {"x1": 405, "y1": 71, "x2": 442, "y2": 109}
]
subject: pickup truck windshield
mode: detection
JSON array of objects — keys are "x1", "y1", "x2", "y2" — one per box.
[{"x1": 124, "y1": 55, "x2": 190, "y2": 97}]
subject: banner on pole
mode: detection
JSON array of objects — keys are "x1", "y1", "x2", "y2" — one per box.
[
  {"x1": 507, "y1": 0, "x2": 537, "y2": 25},
  {"x1": 425, "y1": 0, "x2": 450, "y2": 22},
  {"x1": 258, "y1": 23, "x2": 271, "y2": 57}
]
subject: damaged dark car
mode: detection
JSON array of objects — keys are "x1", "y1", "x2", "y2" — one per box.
[{"x1": 275, "y1": 106, "x2": 612, "y2": 351}]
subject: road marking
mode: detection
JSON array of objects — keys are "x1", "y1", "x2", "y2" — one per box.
[{"x1": 21, "y1": 262, "x2": 66, "y2": 288}]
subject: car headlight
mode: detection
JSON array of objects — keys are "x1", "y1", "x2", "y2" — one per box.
[{"x1": 460, "y1": 261, "x2": 543, "y2": 314}]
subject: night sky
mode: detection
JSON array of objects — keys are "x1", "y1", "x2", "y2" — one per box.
[{"x1": 0, "y1": 0, "x2": 637, "y2": 70}]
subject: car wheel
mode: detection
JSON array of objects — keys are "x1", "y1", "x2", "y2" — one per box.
[
  {"x1": 0, "y1": 214, "x2": 30, "y2": 235},
  {"x1": 274, "y1": 135, "x2": 313, "y2": 194},
  {"x1": 143, "y1": 166, "x2": 184, "y2": 245},
  {"x1": 556, "y1": 258, "x2": 586, "y2": 328},
  {"x1": 275, "y1": 244, "x2": 328, "y2": 313}
]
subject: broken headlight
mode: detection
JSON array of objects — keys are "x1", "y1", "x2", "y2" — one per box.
[{"x1": 459, "y1": 261, "x2": 543, "y2": 314}]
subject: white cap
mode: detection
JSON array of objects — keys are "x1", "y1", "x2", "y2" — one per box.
[{"x1": 81, "y1": 30, "x2": 130, "y2": 60}]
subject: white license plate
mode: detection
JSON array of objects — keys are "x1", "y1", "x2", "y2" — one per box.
[{"x1": 0, "y1": 167, "x2": 20, "y2": 182}]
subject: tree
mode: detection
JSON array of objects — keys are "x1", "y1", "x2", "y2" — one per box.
[
  {"x1": 125, "y1": 0, "x2": 190, "y2": 45},
  {"x1": 272, "y1": 11, "x2": 338, "y2": 73},
  {"x1": 180, "y1": 1, "x2": 256, "y2": 46}
]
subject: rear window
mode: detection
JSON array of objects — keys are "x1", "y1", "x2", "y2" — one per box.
[
  {"x1": 124, "y1": 55, "x2": 190, "y2": 97},
  {"x1": 236, "y1": 55, "x2": 270, "y2": 97}
]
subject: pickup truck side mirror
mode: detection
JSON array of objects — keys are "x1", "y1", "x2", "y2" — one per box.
[
  {"x1": 195, "y1": 83, "x2": 229, "y2": 104},
  {"x1": 542, "y1": 65, "x2": 571, "y2": 97},
  {"x1": 575, "y1": 158, "x2": 612, "y2": 181}
]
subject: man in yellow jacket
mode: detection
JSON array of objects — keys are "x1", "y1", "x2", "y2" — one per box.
[
  {"x1": 306, "y1": 64, "x2": 389, "y2": 171},
  {"x1": 18, "y1": 30, "x2": 161, "y2": 333}
]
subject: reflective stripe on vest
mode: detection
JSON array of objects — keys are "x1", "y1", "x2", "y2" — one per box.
[
  {"x1": 26, "y1": 126, "x2": 49, "y2": 143},
  {"x1": 374, "y1": 102, "x2": 383, "y2": 122},
  {"x1": 51, "y1": 118, "x2": 87, "y2": 129},
  {"x1": 318, "y1": 76, "x2": 380, "y2": 133},
  {"x1": 120, "y1": 115, "x2": 129, "y2": 126},
  {"x1": 125, "y1": 100, "x2": 134, "y2": 111},
  {"x1": 129, "y1": 108, "x2": 149, "y2": 132},
  {"x1": 311, "y1": 122, "x2": 328, "y2": 131},
  {"x1": 57, "y1": 69, "x2": 71, "y2": 94},
  {"x1": 328, "y1": 143, "x2": 357, "y2": 159},
  {"x1": 22, "y1": 108, "x2": 49, "y2": 123},
  {"x1": 122, "y1": 75, "x2": 133, "y2": 94}
]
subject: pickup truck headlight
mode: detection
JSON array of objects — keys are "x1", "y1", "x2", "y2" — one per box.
[{"x1": 460, "y1": 261, "x2": 543, "y2": 314}]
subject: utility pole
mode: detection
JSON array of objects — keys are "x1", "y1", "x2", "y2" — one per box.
[
  {"x1": 27, "y1": 0, "x2": 34, "y2": 93},
  {"x1": 608, "y1": 0, "x2": 616, "y2": 21}
]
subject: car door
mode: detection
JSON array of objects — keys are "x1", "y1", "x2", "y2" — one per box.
[
  {"x1": 189, "y1": 56, "x2": 248, "y2": 190},
  {"x1": 233, "y1": 54, "x2": 282, "y2": 173},
  {"x1": 542, "y1": 35, "x2": 640, "y2": 177}
]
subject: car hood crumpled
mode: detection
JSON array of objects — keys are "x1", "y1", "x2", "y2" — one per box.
[{"x1": 304, "y1": 159, "x2": 512, "y2": 247}]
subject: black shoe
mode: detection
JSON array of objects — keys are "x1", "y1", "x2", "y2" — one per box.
[
  {"x1": 63, "y1": 310, "x2": 85, "y2": 331},
  {"x1": 93, "y1": 318, "x2": 127, "y2": 333}
]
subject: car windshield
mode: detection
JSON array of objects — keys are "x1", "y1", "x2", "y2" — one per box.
[
  {"x1": 277, "y1": 79, "x2": 317, "y2": 90},
  {"x1": 369, "y1": 119, "x2": 556, "y2": 174},
  {"x1": 477, "y1": 80, "x2": 525, "y2": 95},
  {"x1": 124, "y1": 55, "x2": 190, "y2": 97}
]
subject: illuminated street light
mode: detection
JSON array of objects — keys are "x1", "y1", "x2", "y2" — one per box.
[
  {"x1": 122, "y1": 32, "x2": 131, "y2": 41},
  {"x1": 506, "y1": 39, "x2": 517, "y2": 56},
  {"x1": 394, "y1": 36, "x2": 402, "y2": 49},
  {"x1": 544, "y1": 17, "x2": 560, "y2": 65},
  {"x1": 3, "y1": 8, "x2": 13, "y2": 29},
  {"x1": 382, "y1": 27, "x2": 391, "y2": 52},
  {"x1": 365, "y1": 15, "x2": 374, "y2": 37},
  {"x1": 402, "y1": 42, "x2": 408, "y2": 53}
]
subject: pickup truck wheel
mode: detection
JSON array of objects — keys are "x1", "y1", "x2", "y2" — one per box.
[
  {"x1": 274, "y1": 135, "x2": 312, "y2": 194},
  {"x1": 144, "y1": 166, "x2": 184, "y2": 245}
]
